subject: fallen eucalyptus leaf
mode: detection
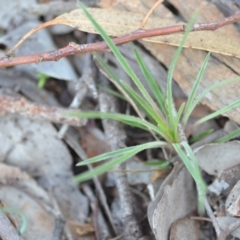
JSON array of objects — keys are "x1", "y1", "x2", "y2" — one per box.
[
  {"x1": 152, "y1": 166, "x2": 196, "y2": 240},
  {"x1": 194, "y1": 141, "x2": 240, "y2": 176}
]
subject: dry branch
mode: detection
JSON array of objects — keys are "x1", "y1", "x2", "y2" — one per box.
[
  {"x1": 0, "y1": 11, "x2": 240, "y2": 68},
  {"x1": 0, "y1": 94, "x2": 86, "y2": 127}
]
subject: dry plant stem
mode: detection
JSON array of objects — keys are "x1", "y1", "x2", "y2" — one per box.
[
  {"x1": 57, "y1": 83, "x2": 88, "y2": 138},
  {"x1": 193, "y1": 11, "x2": 240, "y2": 31},
  {"x1": 50, "y1": 196, "x2": 66, "y2": 240},
  {"x1": 63, "y1": 131, "x2": 118, "y2": 236},
  {"x1": 0, "y1": 94, "x2": 86, "y2": 127},
  {"x1": 2, "y1": 12, "x2": 240, "y2": 68},
  {"x1": 58, "y1": 34, "x2": 96, "y2": 138},
  {"x1": 99, "y1": 83, "x2": 147, "y2": 240},
  {"x1": 139, "y1": 0, "x2": 164, "y2": 28},
  {"x1": 82, "y1": 184, "x2": 111, "y2": 240},
  {"x1": 204, "y1": 198, "x2": 221, "y2": 237},
  {"x1": 0, "y1": 212, "x2": 23, "y2": 240},
  {"x1": 190, "y1": 216, "x2": 212, "y2": 222},
  {"x1": 218, "y1": 218, "x2": 240, "y2": 240}
]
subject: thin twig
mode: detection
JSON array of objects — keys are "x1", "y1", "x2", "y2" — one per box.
[
  {"x1": 1, "y1": 12, "x2": 240, "y2": 68},
  {"x1": 192, "y1": 11, "x2": 240, "y2": 31},
  {"x1": 139, "y1": 0, "x2": 164, "y2": 29},
  {"x1": 82, "y1": 184, "x2": 111, "y2": 240},
  {"x1": 64, "y1": 130, "x2": 119, "y2": 236},
  {"x1": 0, "y1": 93, "x2": 86, "y2": 127},
  {"x1": 190, "y1": 216, "x2": 212, "y2": 222},
  {"x1": 50, "y1": 194, "x2": 66, "y2": 240},
  {"x1": 204, "y1": 198, "x2": 221, "y2": 237},
  {"x1": 58, "y1": 34, "x2": 96, "y2": 138}
]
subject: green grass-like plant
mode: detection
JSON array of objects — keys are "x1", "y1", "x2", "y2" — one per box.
[
  {"x1": 71, "y1": 3, "x2": 240, "y2": 209},
  {"x1": 37, "y1": 72, "x2": 49, "y2": 88}
]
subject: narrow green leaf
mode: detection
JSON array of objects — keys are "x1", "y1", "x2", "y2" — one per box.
[
  {"x1": 134, "y1": 49, "x2": 167, "y2": 116},
  {"x1": 183, "y1": 52, "x2": 211, "y2": 125},
  {"x1": 189, "y1": 77, "x2": 240, "y2": 120},
  {"x1": 77, "y1": 145, "x2": 138, "y2": 166},
  {"x1": 79, "y1": 3, "x2": 161, "y2": 116},
  {"x1": 69, "y1": 110, "x2": 163, "y2": 135},
  {"x1": 95, "y1": 54, "x2": 147, "y2": 122},
  {"x1": 119, "y1": 81, "x2": 168, "y2": 130},
  {"x1": 173, "y1": 142, "x2": 207, "y2": 213},
  {"x1": 144, "y1": 160, "x2": 169, "y2": 167},
  {"x1": 167, "y1": 13, "x2": 198, "y2": 130},
  {"x1": 215, "y1": 128, "x2": 240, "y2": 143},
  {"x1": 98, "y1": 85, "x2": 126, "y2": 100},
  {"x1": 189, "y1": 129, "x2": 214, "y2": 144},
  {"x1": 95, "y1": 54, "x2": 169, "y2": 133},
  {"x1": 196, "y1": 99, "x2": 240, "y2": 125},
  {"x1": 37, "y1": 72, "x2": 49, "y2": 88},
  {"x1": 74, "y1": 141, "x2": 167, "y2": 182}
]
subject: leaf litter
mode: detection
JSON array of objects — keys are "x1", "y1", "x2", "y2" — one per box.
[{"x1": 1, "y1": 0, "x2": 240, "y2": 239}]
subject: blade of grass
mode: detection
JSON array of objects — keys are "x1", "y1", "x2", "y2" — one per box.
[
  {"x1": 167, "y1": 13, "x2": 199, "y2": 132},
  {"x1": 134, "y1": 49, "x2": 167, "y2": 116},
  {"x1": 144, "y1": 160, "x2": 169, "y2": 168},
  {"x1": 69, "y1": 110, "x2": 167, "y2": 136},
  {"x1": 181, "y1": 142, "x2": 207, "y2": 212},
  {"x1": 77, "y1": 141, "x2": 167, "y2": 166},
  {"x1": 189, "y1": 129, "x2": 214, "y2": 144},
  {"x1": 74, "y1": 141, "x2": 167, "y2": 182},
  {"x1": 95, "y1": 54, "x2": 157, "y2": 119},
  {"x1": 182, "y1": 52, "x2": 211, "y2": 125},
  {"x1": 119, "y1": 81, "x2": 169, "y2": 130},
  {"x1": 79, "y1": 3, "x2": 164, "y2": 124},
  {"x1": 95, "y1": 54, "x2": 171, "y2": 139},
  {"x1": 196, "y1": 99, "x2": 240, "y2": 125},
  {"x1": 95, "y1": 54, "x2": 149, "y2": 123},
  {"x1": 188, "y1": 77, "x2": 240, "y2": 120},
  {"x1": 188, "y1": 77, "x2": 240, "y2": 124},
  {"x1": 98, "y1": 85, "x2": 126, "y2": 100},
  {"x1": 215, "y1": 128, "x2": 240, "y2": 143},
  {"x1": 173, "y1": 142, "x2": 207, "y2": 212}
]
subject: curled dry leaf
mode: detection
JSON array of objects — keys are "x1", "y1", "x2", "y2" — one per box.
[{"x1": 10, "y1": 8, "x2": 240, "y2": 59}]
